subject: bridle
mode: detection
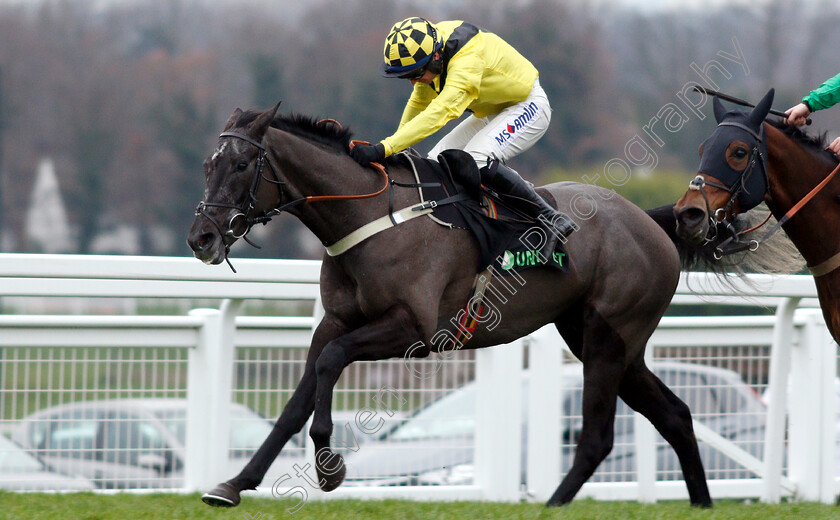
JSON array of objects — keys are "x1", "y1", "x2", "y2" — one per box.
[
  {"x1": 690, "y1": 119, "x2": 840, "y2": 263},
  {"x1": 194, "y1": 125, "x2": 391, "y2": 272},
  {"x1": 194, "y1": 131, "x2": 286, "y2": 272},
  {"x1": 688, "y1": 121, "x2": 770, "y2": 258}
]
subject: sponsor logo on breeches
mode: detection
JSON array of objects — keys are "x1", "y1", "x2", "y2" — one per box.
[{"x1": 493, "y1": 102, "x2": 540, "y2": 147}]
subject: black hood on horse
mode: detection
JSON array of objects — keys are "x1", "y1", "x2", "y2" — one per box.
[{"x1": 695, "y1": 90, "x2": 773, "y2": 212}]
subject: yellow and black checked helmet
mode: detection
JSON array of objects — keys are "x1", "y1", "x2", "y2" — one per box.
[{"x1": 380, "y1": 17, "x2": 443, "y2": 78}]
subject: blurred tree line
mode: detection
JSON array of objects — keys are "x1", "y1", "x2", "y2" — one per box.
[{"x1": 0, "y1": 0, "x2": 838, "y2": 259}]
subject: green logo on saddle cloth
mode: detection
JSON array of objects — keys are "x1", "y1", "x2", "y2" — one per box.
[{"x1": 501, "y1": 250, "x2": 565, "y2": 270}]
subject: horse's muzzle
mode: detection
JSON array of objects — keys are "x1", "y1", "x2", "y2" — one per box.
[
  {"x1": 675, "y1": 205, "x2": 709, "y2": 244},
  {"x1": 187, "y1": 221, "x2": 226, "y2": 265}
]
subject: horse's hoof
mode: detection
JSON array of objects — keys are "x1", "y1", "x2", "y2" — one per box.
[
  {"x1": 316, "y1": 453, "x2": 346, "y2": 492},
  {"x1": 201, "y1": 482, "x2": 241, "y2": 507}
]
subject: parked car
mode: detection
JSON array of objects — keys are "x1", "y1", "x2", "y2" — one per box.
[
  {"x1": 12, "y1": 399, "x2": 306, "y2": 489},
  {"x1": 344, "y1": 361, "x2": 768, "y2": 486},
  {"x1": 330, "y1": 410, "x2": 407, "y2": 457},
  {"x1": 0, "y1": 434, "x2": 94, "y2": 491}
]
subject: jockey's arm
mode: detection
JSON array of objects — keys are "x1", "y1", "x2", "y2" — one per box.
[
  {"x1": 397, "y1": 86, "x2": 433, "y2": 129},
  {"x1": 786, "y1": 73, "x2": 840, "y2": 126},
  {"x1": 803, "y1": 71, "x2": 840, "y2": 112},
  {"x1": 381, "y1": 84, "x2": 477, "y2": 157},
  {"x1": 381, "y1": 53, "x2": 483, "y2": 157}
]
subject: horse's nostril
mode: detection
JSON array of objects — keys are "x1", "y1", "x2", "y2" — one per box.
[
  {"x1": 189, "y1": 232, "x2": 216, "y2": 252},
  {"x1": 678, "y1": 207, "x2": 706, "y2": 228},
  {"x1": 197, "y1": 233, "x2": 215, "y2": 250}
]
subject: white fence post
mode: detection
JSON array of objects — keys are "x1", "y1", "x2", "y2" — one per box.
[
  {"x1": 635, "y1": 344, "x2": 657, "y2": 503},
  {"x1": 813, "y1": 313, "x2": 837, "y2": 504},
  {"x1": 303, "y1": 295, "x2": 325, "y2": 475},
  {"x1": 185, "y1": 308, "x2": 216, "y2": 491},
  {"x1": 761, "y1": 297, "x2": 800, "y2": 503},
  {"x1": 526, "y1": 325, "x2": 562, "y2": 501},
  {"x1": 474, "y1": 339, "x2": 523, "y2": 501},
  {"x1": 185, "y1": 299, "x2": 243, "y2": 491},
  {"x1": 311, "y1": 294, "x2": 325, "y2": 332},
  {"x1": 788, "y1": 308, "x2": 836, "y2": 503}
]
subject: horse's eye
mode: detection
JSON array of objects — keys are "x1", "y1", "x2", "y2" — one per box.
[
  {"x1": 236, "y1": 161, "x2": 248, "y2": 172},
  {"x1": 734, "y1": 148, "x2": 747, "y2": 158}
]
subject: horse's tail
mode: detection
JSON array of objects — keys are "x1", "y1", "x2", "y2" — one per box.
[{"x1": 645, "y1": 204, "x2": 804, "y2": 278}]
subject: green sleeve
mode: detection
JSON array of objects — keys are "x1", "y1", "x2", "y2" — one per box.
[{"x1": 803, "y1": 72, "x2": 840, "y2": 111}]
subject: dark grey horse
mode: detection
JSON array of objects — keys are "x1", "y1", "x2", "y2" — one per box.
[{"x1": 187, "y1": 104, "x2": 715, "y2": 508}]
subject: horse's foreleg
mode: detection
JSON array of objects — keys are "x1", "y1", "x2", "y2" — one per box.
[
  {"x1": 618, "y1": 361, "x2": 712, "y2": 507},
  {"x1": 547, "y1": 307, "x2": 626, "y2": 507},
  {"x1": 202, "y1": 316, "x2": 349, "y2": 507},
  {"x1": 308, "y1": 303, "x2": 426, "y2": 491}
]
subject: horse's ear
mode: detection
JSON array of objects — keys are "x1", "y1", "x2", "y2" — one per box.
[
  {"x1": 248, "y1": 102, "x2": 281, "y2": 139},
  {"x1": 713, "y1": 96, "x2": 727, "y2": 123},
  {"x1": 748, "y1": 88, "x2": 775, "y2": 127},
  {"x1": 223, "y1": 108, "x2": 243, "y2": 131}
]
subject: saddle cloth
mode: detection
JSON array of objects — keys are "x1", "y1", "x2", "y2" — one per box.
[{"x1": 392, "y1": 150, "x2": 568, "y2": 275}]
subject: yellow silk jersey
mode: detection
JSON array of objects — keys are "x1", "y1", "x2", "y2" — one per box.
[{"x1": 381, "y1": 21, "x2": 539, "y2": 157}]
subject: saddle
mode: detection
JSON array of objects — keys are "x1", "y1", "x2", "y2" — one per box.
[{"x1": 392, "y1": 149, "x2": 568, "y2": 275}]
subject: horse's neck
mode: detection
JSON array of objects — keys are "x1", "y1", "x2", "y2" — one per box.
[
  {"x1": 766, "y1": 126, "x2": 840, "y2": 264},
  {"x1": 266, "y1": 130, "x2": 409, "y2": 246}
]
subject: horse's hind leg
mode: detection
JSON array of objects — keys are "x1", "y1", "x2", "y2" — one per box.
[
  {"x1": 618, "y1": 361, "x2": 712, "y2": 507},
  {"x1": 201, "y1": 317, "x2": 348, "y2": 507},
  {"x1": 546, "y1": 306, "x2": 626, "y2": 506},
  {"x1": 308, "y1": 303, "x2": 426, "y2": 491}
]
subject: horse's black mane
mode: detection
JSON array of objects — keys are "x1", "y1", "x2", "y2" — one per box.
[
  {"x1": 767, "y1": 117, "x2": 838, "y2": 164},
  {"x1": 236, "y1": 111, "x2": 354, "y2": 154}
]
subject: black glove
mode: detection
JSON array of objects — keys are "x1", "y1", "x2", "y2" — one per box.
[{"x1": 350, "y1": 143, "x2": 386, "y2": 166}]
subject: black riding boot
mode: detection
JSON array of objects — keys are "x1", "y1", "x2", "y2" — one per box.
[{"x1": 479, "y1": 160, "x2": 576, "y2": 256}]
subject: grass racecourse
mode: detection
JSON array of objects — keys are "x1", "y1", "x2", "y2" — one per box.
[{"x1": 1, "y1": 493, "x2": 838, "y2": 520}]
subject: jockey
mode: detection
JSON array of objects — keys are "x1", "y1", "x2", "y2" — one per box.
[
  {"x1": 350, "y1": 17, "x2": 575, "y2": 253},
  {"x1": 785, "y1": 72, "x2": 840, "y2": 155}
]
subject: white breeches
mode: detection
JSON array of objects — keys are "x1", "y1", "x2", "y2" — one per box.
[{"x1": 427, "y1": 78, "x2": 551, "y2": 167}]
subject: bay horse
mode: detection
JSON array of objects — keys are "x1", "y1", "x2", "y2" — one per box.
[
  {"x1": 674, "y1": 88, "x2": 840, "y2": 344},
  {"x1": 187, "y1": 103, "x2": 722, "y2": 509}
]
